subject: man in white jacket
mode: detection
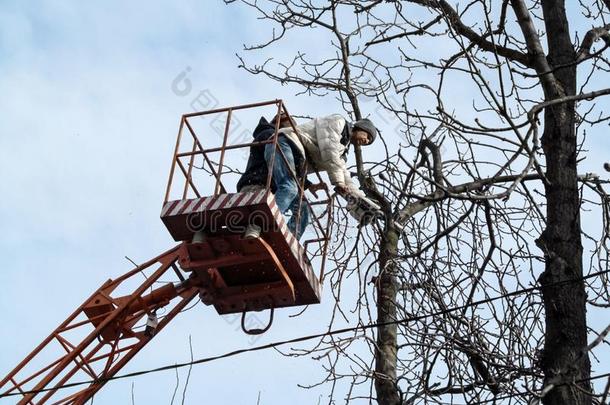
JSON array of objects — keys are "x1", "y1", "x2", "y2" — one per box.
[{"x1": 264, "y1": 114, "x2": 378, "y2": 239}]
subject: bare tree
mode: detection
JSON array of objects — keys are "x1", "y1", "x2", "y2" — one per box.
[{"x1": 224, "y1": 1, "x2": 610, "y2": 404}]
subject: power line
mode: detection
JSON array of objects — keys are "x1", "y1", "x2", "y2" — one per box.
[
  {"x1": 407, "y1": 371, "x2": 610, "y2": 405},
  {"x1": 2, "y1": 267, "x2": 610, "y2": 399},
  {"x1": 474, "y1": 371, "x2": 610, "y2": 404}
]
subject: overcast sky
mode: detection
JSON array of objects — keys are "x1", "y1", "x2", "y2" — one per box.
[
  {"x1": 0, "y1": 2, "x2": 344, "y2": 404},
  {"x1": 2, "y1": 1, "x2": 610, "y2": 404}
]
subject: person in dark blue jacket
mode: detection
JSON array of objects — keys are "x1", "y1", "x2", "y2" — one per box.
[
  {"x1": 237, "y1": 113, "x2": 322, "y2": 193},
  {"x1": 236, "y1": 116, "x2": 278, "y2": 192},
  {"x1": 237, "y1": 113, "x2": 325, "y2": 239}
]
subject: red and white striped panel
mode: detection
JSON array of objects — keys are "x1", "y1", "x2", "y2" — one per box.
[
  {"x1": 161, "y1": 189, "x2": 268, "y2": 218},
  {"x1": 162, "y1": 190, "x2": 321, "y2": 300},
  {"x1": 266, "y1": 193, "x2": 321, "y2": 299}
]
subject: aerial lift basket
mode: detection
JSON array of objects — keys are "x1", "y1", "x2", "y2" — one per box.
[
  {"x1": 0, "y1": 100, "x2": 334, "y2": 405},
  {"x1": 161, "y1": 99, "x2": 333, "y2": 316}
]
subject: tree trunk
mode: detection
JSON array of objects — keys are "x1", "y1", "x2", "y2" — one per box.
[
  {"x1": 538, "y1": 1, "x2": 591, "y2": 403},
  {"x1": 375, "y1": 227, "x2": 400, "y2": 405}
]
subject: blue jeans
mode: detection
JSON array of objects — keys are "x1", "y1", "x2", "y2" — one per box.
[{"x1": 264, "y1": 136, "x2": 309, "y2": 239}]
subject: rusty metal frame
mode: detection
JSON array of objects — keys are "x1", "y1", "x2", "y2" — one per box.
[
  {"x1": 0, "y1": 246, "x2": 197, "y2": 405},
  {"x1": 162, "y1": 99, "x2": 334, "y2": 279},
  {"x1": 0, "y1": 101, "x2": 336, "y2": 404},
  {"x1": 0, "y1": 230, "x2": 326, "y2": 403}
]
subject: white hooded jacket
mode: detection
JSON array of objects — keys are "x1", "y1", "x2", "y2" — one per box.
[{"x1": 280, "y1": 114, "x2": 364, "y2": 197}]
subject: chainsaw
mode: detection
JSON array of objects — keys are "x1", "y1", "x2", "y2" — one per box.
[{"x1": 335, "y1": 187, "x2": 383, "y2": 226}]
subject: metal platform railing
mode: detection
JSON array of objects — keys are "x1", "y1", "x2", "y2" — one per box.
[{"x1": 162, "y1": 99, "x2": 334, "y2": 282}]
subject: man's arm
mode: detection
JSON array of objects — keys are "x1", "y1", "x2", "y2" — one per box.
[
  {"x1": 335, "y1": 168, "x2": 365, "y2": 198},
  {"x1": 316, "y1": 115, "x2": 350, "y2": 186}
]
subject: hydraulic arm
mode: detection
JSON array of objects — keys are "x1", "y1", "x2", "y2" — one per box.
[{"x1": 0, "y1": 246, "x2": 197, "y2": 405}]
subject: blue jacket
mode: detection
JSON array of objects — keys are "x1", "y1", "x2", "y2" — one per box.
[
  {"x1": 236, "y1": 117, "x2": 276, "y2": 192},
  {"x1": 236, "y1": 117, "x2": 312, "y2": 193}
]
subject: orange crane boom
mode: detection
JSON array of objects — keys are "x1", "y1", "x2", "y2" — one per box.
[
  {"x1": 0, "y1": 246, "x2": 197, "y2": 404},
  {"x1": 0, "y1": 100, "x2": 332, "y2": 404}
]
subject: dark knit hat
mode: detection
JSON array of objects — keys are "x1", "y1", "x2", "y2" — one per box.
[{"x1": 352, "y1": 118, "x2": 378, "y2": 144}]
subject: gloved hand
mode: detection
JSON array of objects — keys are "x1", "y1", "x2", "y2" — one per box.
[{"x1": 334, "y1": 184, "x2": 348, "y2": 196}]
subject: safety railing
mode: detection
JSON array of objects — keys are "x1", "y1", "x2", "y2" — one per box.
[{"x1": 163, "y1": 99, "x2": 333, "y2": 281}]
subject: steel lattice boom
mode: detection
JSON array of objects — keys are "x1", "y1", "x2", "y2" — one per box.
[{"x1": 0, "y1": 100, "x2": 332, "y2": 404}]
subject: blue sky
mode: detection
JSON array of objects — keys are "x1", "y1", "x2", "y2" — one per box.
[
  {"x1": 0, "y1": 2, "x2": 344, "y2": 404},
  {"x1": 2, "y1": 1, "x2": 610, "y2": 404}
]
